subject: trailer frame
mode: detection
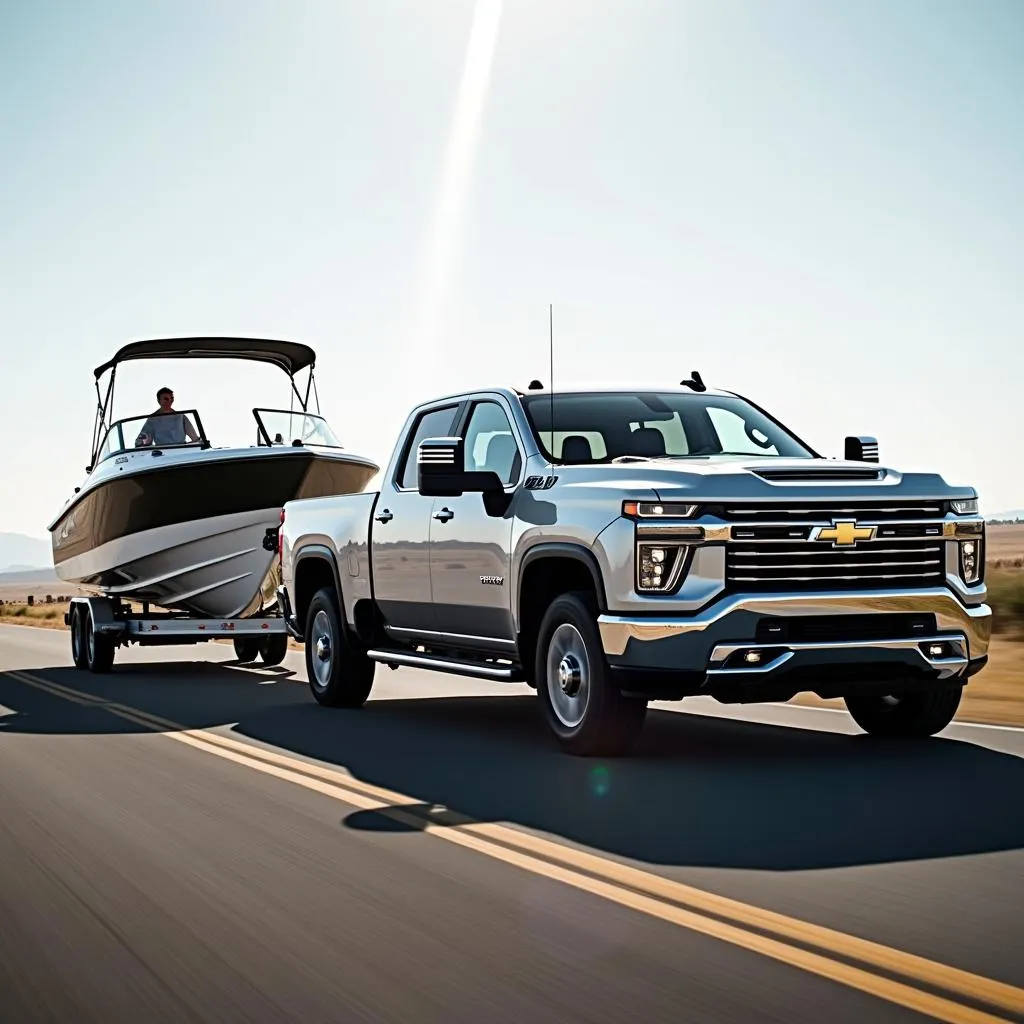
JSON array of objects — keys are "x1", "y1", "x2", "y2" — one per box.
[{"x1": 65, "y1": 594, "x2": 290, "y2": 673}]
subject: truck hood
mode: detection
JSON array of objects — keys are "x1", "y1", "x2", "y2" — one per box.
[{"x1": 555, "y1": 455, "x2": 976, "y2": 503}]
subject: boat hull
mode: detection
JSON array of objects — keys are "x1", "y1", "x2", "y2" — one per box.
[{"x1": 49, "y1": 448, "x2": 377, "y2": 618}]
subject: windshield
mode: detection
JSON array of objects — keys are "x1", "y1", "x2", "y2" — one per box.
[
  {"x1": 520, "y1": 392, "x2": 816, "y2": 463},
  {"x1": 95, "y1": 410, "x2": 206, "y2": 463},
  {"x1": 254, "y1": 409, "x2": 342, "y2": 448}
]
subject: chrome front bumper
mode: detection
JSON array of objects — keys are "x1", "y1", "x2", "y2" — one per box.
[{"x1": 598, "y1": 588, "x2": 991, "y2": 680}]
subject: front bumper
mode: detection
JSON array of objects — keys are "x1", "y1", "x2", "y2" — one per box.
[{"x1": 599, "y1": 587, "x2": 991, "y2": 696}]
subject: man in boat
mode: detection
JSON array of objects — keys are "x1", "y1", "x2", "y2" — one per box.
[{"x1": 135, "y1": 387, "x2": 200, "y2": 447}]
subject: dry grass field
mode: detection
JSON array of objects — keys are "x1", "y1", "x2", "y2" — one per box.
[
  {"x1": 987, "y1": 522, "x2": 1024, "y2": 567},
  {"x1": 2, "y1": 524, "x2": 1021, "y2": 725}
]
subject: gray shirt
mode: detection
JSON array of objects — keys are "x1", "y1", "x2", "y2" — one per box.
[{"x1": 137, "y1": 412, "x2": 197, "y2": 446}]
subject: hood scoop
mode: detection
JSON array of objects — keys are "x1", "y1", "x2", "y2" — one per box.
[{"x1": 751, "y1": 467, "x2": 885, "y2": 482}]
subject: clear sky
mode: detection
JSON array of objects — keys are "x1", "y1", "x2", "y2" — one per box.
[{"x1": 1, "y1": 0, "x2": 1021, "y2": 539}]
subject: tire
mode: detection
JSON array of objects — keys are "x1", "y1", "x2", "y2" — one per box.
[
  {"x1": 70, "y1": 605, "x2": 88, "y2": 670},
  {"x1": 535, "y1": 590, "x2": 647, "y2": 756},
  {"x1": 845, "y1": 685, "x2": 963, "y2": 738},
  {"x1": 233, "y1": 637, "x2": 260, "y2": 663},
  {"x1": 84, "y1": 608, "x2": 115, "y2": 674},
  {"x1": 304, "y1": 587, "x2": 375, "y2": 707},
  {"x1": 259, "y1": 633, "x2": 289, "y2": 666}
]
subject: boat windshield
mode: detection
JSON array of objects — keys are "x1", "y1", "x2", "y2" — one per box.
[
  {"x1": 253, "y1": 408, "x2": 342, "y2": 448},
  {"x1": 94, "y1": 410, "x2": 208, "y2": 464}
]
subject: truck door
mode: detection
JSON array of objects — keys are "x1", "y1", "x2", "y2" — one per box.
[
  {"x1": 429, "y1": 398, "x2": 520, "y2": 645},
  {"x1": 371, "y1": 403, "x2": 461, "y2": 634}
]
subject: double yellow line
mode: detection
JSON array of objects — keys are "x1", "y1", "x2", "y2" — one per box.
[{"x1": 8, "y1": 668, "x2": 1024, "y2": 1024}]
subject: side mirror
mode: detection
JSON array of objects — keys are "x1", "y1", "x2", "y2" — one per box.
[
  {"x1": 845, "y1": 436, "x2": 879, "y2": 463},
  {"x1": 417, "y1": 436, "x2": 505, "y2": 497}
]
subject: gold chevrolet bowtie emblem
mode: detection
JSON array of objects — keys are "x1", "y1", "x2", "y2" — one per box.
[{"x1": 816, "y1": 520, "x2": 875, "y2": 546}]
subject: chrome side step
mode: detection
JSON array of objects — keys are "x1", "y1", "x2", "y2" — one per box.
[{"x1": 365, "y1": 648, "x2": 525, "y2": 682}]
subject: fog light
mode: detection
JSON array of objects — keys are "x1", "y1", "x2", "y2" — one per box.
[
  {"x1": 744, "y1": 651, "x2": 762, "y2": 664},
  {"x1": 928, "y1": 643, "x2": 946, "y2": 658},
  {"x1": 636, "y1": 544, "x2": 683, "y2": 592}
]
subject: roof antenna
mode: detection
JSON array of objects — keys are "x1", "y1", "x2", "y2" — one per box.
[{"x1": 549, "y1": 303, "x2": 555, "y2": 478}]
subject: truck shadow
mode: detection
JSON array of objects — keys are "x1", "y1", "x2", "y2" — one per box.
[{"x1": 3, "y1": 660, "x2": 1023, "y2": 872}]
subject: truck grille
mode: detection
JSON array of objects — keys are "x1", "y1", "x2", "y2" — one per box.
[
  {"x1": 726, "y1": 539, "x2": 945, "y2": 591},
  {"x1": 714, "y1": 500, "x2": 946, "y2": 522}
]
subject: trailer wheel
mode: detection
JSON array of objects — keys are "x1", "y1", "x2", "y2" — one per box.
[
  {"x1": 70, "y1": 605, "x2": 88, "y2": 670},
  {"x1": 84, "y1": 608, "x2": 115, "y2": 674},
  {"x1": 304, "y1": 587, "x2": 374, "y2": 707},
  {"x1": 233, "y1": 637, "x2": 260, "y2": 663},
  {"x1": 259, "y1": 633, "x2": 289, "y2": 666}
]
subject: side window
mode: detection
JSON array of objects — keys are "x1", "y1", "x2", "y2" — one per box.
[
  {"x1": 398, "y1": 405, "x2": 459, "y2": 489},
  {"x1": 707, "y1": 406, "x2": 779, "y2": 456},
  {"x1": 463, "y1": 401, "x2": 521, "y2": 486}
]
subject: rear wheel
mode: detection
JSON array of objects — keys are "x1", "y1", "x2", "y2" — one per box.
[
  {"x1": 304, "y1": 587, "x2": 375, "y2": 707},
  {"x1": 535, "y1": 590, "x2": 647, "y2": 756},
  {"x1": 845, "y1": 685, "x2": 963, "y2": 737},
  {"x1": 259, "y1": 633, "x2": 289, "y2": 666},
  {"x1": 233, "y1": 637, "x2": 260, "y2": 663},
  {"x1": 83, "y1": 608, "x2": 115, "y2": 674}
]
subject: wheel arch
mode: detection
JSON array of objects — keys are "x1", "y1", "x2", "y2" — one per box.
[
  {"x1": 515, "y1": 543, "x2": 609, "y2": 679},
  {"x1": 292, "y1": 545, "x2": 346, "y2": 639}
]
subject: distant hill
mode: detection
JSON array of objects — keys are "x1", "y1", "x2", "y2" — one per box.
[
  {"x1": 0, "y1": 533, "x2": 51, "y2": 571},
  {"x1": 987, "y1": 510, "x2": 1024, "y2": 523},
  {"x1": 0, "y1": 567, "x2": 59, "y2": 586}
]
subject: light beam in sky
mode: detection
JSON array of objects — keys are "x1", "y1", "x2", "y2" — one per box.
[{"x1": 403, "y1": 0, "x2": 503, "y2": 399}]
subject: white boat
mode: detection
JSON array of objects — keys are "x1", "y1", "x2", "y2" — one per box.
[{"x1": 47, "y1": 337, "x2": 379, "y2": 619}]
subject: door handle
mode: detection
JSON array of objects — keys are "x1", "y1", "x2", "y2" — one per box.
[
  {"x1": 375, "y1": 509, "x2": 394, "y2": 523},
  {"x1": 433, "y1": 507, "x2": 454, "y2": 523}
]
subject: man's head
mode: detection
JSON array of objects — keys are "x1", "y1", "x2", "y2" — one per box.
[{"x1": 156, "y1": 387, "x2": 174, "y2": 411}]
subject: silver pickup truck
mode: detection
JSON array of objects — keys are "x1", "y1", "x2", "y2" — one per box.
[{"x1": 276, "y1": 377, "x2": 990, "y2": 756}]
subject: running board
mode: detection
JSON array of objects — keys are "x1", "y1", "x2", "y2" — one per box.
[{"x1": 365, "y1": 648, "x2": 524, "y2": 682}]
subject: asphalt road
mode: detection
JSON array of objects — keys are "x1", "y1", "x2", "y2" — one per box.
[{"x1": 1, "y1": 623, "x2": 1022, "y2": 1024}]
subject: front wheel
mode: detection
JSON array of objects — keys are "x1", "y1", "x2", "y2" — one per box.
[
  {"x1": 535, "y1": 591, "x2": 647, "y2": 756},
  {"x1": 304, "y1": 587, "x2": 375, "y2": 707},
  {"x1": 845, "y1": 685, "x2": 963, "y2": 738}
]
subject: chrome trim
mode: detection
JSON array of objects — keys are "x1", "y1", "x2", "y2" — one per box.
[
  {"x1": 366, "y1": 648, "x2": 522, "y2": 681},
  {"x1": 729, "y1": 571, "x2": 943, "y2": 583},
  {"x1": 597, "y1": 588, "x2": 992, "y2": 659},
  {"x1": 724, "y1": 519, "x2": 950, "y2": 541},
  {"x1": 635, "y1": 523, "x2": 705, "y2": 538},
  {"x1": 706, "y1": 635, "x2": 969, "y2": 681},
  {"x1": 727, "y1": 506, "x2": 943, "y2": 516}
]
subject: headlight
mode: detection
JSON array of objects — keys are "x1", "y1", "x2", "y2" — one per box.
[
  {"x1": 959, "y1": 538, "x2": 983, "y2": 585},
  {"x1": 636, "y1": 543, "x2": 689, "y2": 592},
  {"x1": 951, "y1": 498, "x2": 979, "y2": 515},
  {"x1": 623, "y1": 501, "x2": 699, "y2": 519}
]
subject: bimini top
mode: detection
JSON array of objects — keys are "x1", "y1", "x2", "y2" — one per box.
[{"x1": 93, "y1": 337, "x2": 317, "y2": 379}]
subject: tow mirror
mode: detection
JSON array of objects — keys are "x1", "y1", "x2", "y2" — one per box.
[
  {"x1": 844, "y1": 436, "x2": 879, "y2": 462},
  {"x1": 417, "y1": 437, "x2": 504, "y2": 498}
]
